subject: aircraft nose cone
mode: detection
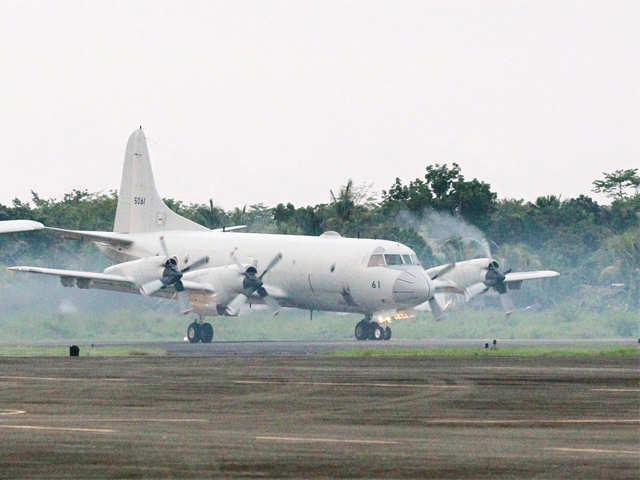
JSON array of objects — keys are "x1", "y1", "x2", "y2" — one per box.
[{"x1": 392, "y1": 270, "x2": 430, "y2": 306}]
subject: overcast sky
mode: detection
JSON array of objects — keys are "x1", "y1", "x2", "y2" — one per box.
[{"x1": 1, "y1": 0, "x2": 638, "y2": 209}]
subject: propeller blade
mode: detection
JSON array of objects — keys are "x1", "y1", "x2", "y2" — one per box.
[
  {"x1": 229, "y1": 248, "x2": 244, "y2": 271},
  {"x1": 181, "y1": 256, "x2": 210, "y2": 273},
  {"x1": 262, "y1": 295, "x2": 282, "y2": 316},
  {"x1": 139, "y1": 279, "x2": 164, "y2": 296},
  {"x1": 428, "y1": 297, "x2": 445, "y2": 321},
  {"x1": 159, "y1": 236, "x2": 170, "y2": 259},
  {"x1": 259, "y1": 252, "x2": 283, "y2": 280},
  {"x1": 465, "y1": 282, "x2": 489, "y2": 301},
  {"x1": 226, "y1": 293, "x2": 248, "y2": 316},
  {"x1": 499, "y1": 292, "x2": 515, "y2": 315},
  {"x1": 177, "y1": 290, "x2": 192, "y2": 315},
  {"x1": 430, "y1": 262, "x2": 455, "y2": 280}
]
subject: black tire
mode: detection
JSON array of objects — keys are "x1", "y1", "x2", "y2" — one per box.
[
  {"x1": 187, "y1": 322, "x2": 201, "y2": 343},
  {"x1": 369, "y1": 322, "x2": 383, "y2": 341},
  {"x1": 200, "y1": 323, "x2": 214, "y2": 343},
  {"x1": 354, "y1": 321, "x2": 369, "y2": 341},
  {"x1": 383, "y1": 327, "x2": 392, "y2": 341}
]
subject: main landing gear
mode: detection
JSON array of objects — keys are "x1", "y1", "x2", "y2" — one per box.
[
  {"x1": 354, "y1": 317, "x2": 391, "y2": 341},
  {"x1": 187, "y1": 316, "x2": 214, "y2": 344}
]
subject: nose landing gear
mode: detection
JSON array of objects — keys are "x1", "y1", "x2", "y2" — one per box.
[{"x1": 354, "y1": 316, "x2": 391, "y2": 341}]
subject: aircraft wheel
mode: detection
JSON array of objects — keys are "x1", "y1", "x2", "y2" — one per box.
[
  {"x1": 187, "y1": 322, "x2": 201, "y2": 343},
  {"x1": 383, "y1": 327, "x2": 392, "y2": 341},
  {"x1": 369, "y1": 322, "x2": 383, "y2": 341},
  {"x1": 200, "y1": 323, "x2": 214, "y2": 343},
  {"x1": 354, "y1": 321, "x2": 369, "y2": 341}
]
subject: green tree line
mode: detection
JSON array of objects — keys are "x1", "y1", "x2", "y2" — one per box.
[{"x1": 1, "y1": 166, "x2": 638, "y2": 311}]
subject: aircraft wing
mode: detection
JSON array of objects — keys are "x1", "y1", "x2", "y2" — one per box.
[
  {"x1": 7, "y1": 266, "x2": 214, "y2": 296},
  {"x1": 504, "y1": 271, "x2": 560, "y2": 283}
]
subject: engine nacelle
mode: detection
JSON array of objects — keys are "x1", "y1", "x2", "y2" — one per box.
[
  {"x1": 183, "y1": 265, "x2": 244, "y2": 306},
  {"x1": 104, "y1": 256, "x2": 166, "y2": 285}
]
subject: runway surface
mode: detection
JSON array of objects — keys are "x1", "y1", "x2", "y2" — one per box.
[
  {"x1": 0, "y1": 344, "x2": 638, "y2": 478},
  {"x1": 101, "y1": 337, "x2": 640, "y2": 356}
]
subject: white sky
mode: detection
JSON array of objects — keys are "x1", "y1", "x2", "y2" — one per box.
[{"x1": 1, "y1": 0, "x2": 638, "y2": 209}]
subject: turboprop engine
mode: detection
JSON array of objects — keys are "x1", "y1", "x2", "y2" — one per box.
[{"x1": 103, "y1": 256, "x2": 168, "y2": 285}]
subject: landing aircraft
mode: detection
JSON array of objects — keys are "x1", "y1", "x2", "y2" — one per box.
[{"x1": 1, "y1": 129, "x2": 559, "y2": 343}]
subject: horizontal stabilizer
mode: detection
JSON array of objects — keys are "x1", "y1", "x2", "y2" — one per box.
[
  {"x1": 212, "y1": 225, "x2": 247, "y2": 232},
  {"x1": 43, "y1": 227, "x2": 133, "y2": 246},
  {"x1": 0, "y1": 220, "x2": 133, "y2": 247},
  {"x1": 0, "y1": 220, "x2": 44, "y2": 234}
]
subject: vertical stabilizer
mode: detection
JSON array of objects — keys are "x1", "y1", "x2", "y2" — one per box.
[{"x1": 114, "y1": 128, "x2": 208, "y2": 234}]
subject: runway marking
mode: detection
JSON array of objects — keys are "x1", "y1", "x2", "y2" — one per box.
[
  {"x1": 421, "y1": 419, "x2": 640, "y2": 425},
  {"x1": 234, "y1": 380, "x2": 466, "y2": 389},
  {"x1": 546, "y1": 447, "x2": 640, "y2": 456},
  {"x1": 85, "y1": 418, "x2": 209, "y2": 423},
  {"x1": 0, "y1": 410, "x2": 26, "y2": 416},
  {"x1": 469, "y1": 366, "x2": 638, "y2": 373},
  {"x1": 256, "y1": 435, "x2": 399, "y2": 445},
  {"x1": 591, "y1": 388, "x2": 640, "y2": 392},
  {"x1": 0, "y1": 376, "x2": 126, "y2": 382},
  {"x1": 0, "y1": 425, "x2": 115, "y2": 433}
]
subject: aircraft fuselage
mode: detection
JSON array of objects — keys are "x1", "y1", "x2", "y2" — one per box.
[{"x1": 103, "y1": 230, "x2": 432, "y2": 317}]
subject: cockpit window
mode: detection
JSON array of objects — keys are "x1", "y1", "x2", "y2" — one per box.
[
  {"x1": 368, "y1": 254, "x2": 385, "y2": 267},
  {"x1": 411, "y1": 254, "x2": 421, "y2": 266},
  {"x1": 384, "y1": 254, "x2": 404, "y2": 265},
  {"x1": 402, "y1": 255, "x2": 412, "y2": 265}
]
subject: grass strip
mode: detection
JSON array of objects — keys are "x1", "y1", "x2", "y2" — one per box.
[
  {"x1": 0, "y1": 346, "x2": 167, "y2": 357},
  {"x1": 330, "y1": 346, "x2": 640, "y2": 358}
]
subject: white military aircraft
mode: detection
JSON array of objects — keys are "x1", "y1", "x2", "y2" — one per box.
[{"x1": 2, "y1": 128, "x2": 559, "y2": 343}]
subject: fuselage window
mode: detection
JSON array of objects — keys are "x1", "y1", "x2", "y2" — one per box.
[
  {"x1": 384, "y1": 254, "x2": 403, "y2": 265},
  {"x1": 402, "y1": 255, "x2": 412, "y2": 265},
  {"x1": 368, "y1": 254, "x2": 386, "y2": 267}
]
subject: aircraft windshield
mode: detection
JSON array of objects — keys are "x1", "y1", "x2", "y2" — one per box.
[
  {"x1": 368, "y1": 254, "x2": 385, "y2": 267},
  {"x1": 384, "y1": 254, "x2": 403, "y2": 265},
  {"x1": 368, "y1": 253, "x2": 420, "y2": 267}
]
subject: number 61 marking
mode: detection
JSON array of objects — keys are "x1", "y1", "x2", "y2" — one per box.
[{"x1": 371, "y1": 281, "x2": 381, "y2": 288}]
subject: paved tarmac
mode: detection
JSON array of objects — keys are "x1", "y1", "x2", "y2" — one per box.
[{"x1": 0, "y1": 345, "x2": 638, "y2": 478}]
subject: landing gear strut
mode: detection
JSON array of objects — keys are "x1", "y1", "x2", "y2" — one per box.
[
  {"x1": 187, "y1": 316, "x2": 214, "y2": 344},
  {"x1": 354, "y1": 317, "x2": 391, "y2": 341}
]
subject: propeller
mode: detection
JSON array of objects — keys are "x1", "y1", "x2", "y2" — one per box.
[
  {"x1": 428, "y1": 297, "x2": 445, "y2": 321},
  {"x1": 422, "y1": 262, "x2": 456, "y2": 321},
  {"x1": 429, "y1": 262, "x2": 455, "y2": 280},
  {"x1": 226, "y1": 250, "x2": 283, "y2": 316},
  {"x1": 139, "y1": 236, "x2": 210, "y2": 314},
  {"x1": 471, "y1": 261, "x2": 514, "y2": 315}
]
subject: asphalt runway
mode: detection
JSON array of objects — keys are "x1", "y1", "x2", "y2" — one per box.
[{"x1": 0, "y1": 347, "x2": 638, "y2": 478}]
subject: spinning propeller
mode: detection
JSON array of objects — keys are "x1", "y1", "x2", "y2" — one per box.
[
  {"x1": 139, "y1": 236, "x2": 209, "y2": 314},
  {"x1": 426, "y1": 262, "x2": 456, "y2": 320},
  {"x1": 466, "y1": 260, "x2": 514, "y2": 314},
  {"x1": 225, "y1": 250, "x2": 283, "y2": 316}
]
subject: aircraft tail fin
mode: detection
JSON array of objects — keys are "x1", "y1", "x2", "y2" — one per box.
[{"x1": 114, "y1": 128, "x2": 208, "y2": 234}]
